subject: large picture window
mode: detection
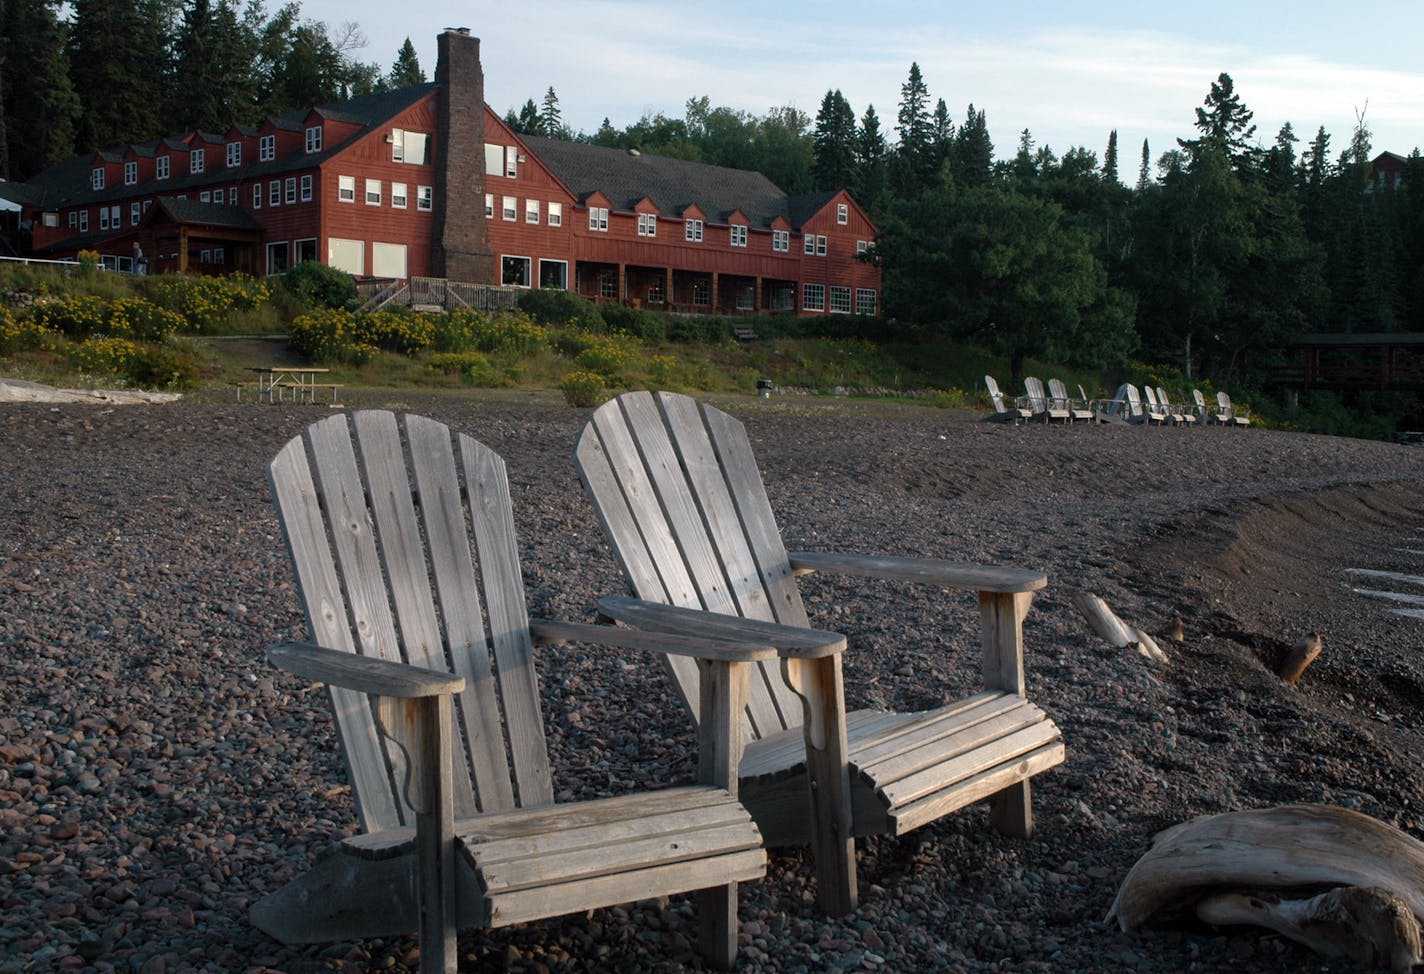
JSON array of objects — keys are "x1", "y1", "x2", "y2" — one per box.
[
  {"x1": 802, "y1": 283, "x2": 825, "y2": 311},
  {"x1": 830, "y1": 285, "x2": 852, "y2": 314},
  {"x1": 502, "y1": 255, "x2": 532, "y2": 287},
  {"x1": 539, "y1": 259, "x2": 568, "y2": 290},
  {"x1": 855, "y1": 288, "x2": 877, "y2": 316}
]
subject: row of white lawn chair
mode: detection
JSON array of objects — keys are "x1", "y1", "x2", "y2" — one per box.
[{"x1": 985, "y1": 375, "x2": 1251, "y2": 427}]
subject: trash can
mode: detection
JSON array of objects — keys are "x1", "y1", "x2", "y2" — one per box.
[{"x1": 756, "y1": 378, "x2": 775, "y2": 398}]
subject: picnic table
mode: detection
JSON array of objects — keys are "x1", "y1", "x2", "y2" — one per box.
[{"x1": 236, "y1": 367, "x2": 341, "y2": 404}]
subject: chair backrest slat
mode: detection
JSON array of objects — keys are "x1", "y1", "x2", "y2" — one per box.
[
  {"x1": 269, "y1": 412, "x2": 553, "y2": 833},
  {"x1": 1023, "y1": 377, "x2": 1047, "y2": 411},
  {"x1": 577, "y1": 393, "x2": 808, "y2": 740}
]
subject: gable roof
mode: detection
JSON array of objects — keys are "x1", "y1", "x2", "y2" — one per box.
[
  {"x1": 521, "y1": 136, "x2": 796, "y2": 228},
  {"x1": 151, "y1": 197, "x2": 263, "y2": 230}
]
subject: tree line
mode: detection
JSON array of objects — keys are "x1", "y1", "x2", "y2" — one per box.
[{"x1": 0, "y1": 0, "x2": 427, "y2": 183}]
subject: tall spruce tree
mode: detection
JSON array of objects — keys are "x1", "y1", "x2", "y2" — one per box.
[
  {"x1": 1136, "y1": 138, "x2": 1151, "y2": 190},
  {"x1": 893, "y1": 62, "x2": 933, "y2": 194},
  {"x1": 1, "y1": 0, "x2": 78, "y2": 179},
  {"x1": 171, "y1": 0, "x2": 227, "y2": 133},
  {"x1": 68, "y1": 0, "x2": 168, "y2": 150},
  {"x1": 1103, "y1": 130, "x2": 1119, "y2": 185},
  {"x1": 811, "y1": 88, "x2": 857, "y2": 190},
  {"x1": 952, "y1": 104, "x2": 992, "y2": 187},
  {"x1": 856, "y1": 104, "x2": 887, "y2": 209},
  {"x1": 388, "y1": 37, "x2": 425, "y2": 89},
  {"x1": 539, "y1": 87, "x2": 566, "y2": 139},
  {"x1": 1181, "y1": 72, "x2": 1258, "y2": 172}
]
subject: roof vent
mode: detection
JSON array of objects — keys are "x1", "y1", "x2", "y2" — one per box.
[{"x1": 628, "y1": 148, "x2": 641, "y2": 157}]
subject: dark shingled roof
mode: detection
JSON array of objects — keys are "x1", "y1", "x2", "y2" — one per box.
[
  {"x1": 521, "y1": 136, "x2": 814, "y2": 229},
  {"x1": 153, "y1": 198, "x2": 263, "y2": 229}
]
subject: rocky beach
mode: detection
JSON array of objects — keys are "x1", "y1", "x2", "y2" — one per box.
[{"x1": 2, "y1": 390, "x2": 1422, "y2": 973}]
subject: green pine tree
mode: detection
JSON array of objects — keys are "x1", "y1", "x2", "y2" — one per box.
[
  {"x1": 952, "y1": 104, "x2": 992, "y2": 187},
  {"x1": 893, "y1": 62, "x2": 933, "y2": 194},
  {"x1": 1103, "y1": 130, "x2": 1119, "y2": 185},
  {"x1": 388, "y1": 37, "x2": 425, "y2": 89},
  {"x1": 811, "y1": 89, "x2": 857, "y2": 190},
  {"x1": 856, "y1": 104, "x2": 887, "y2": 209},
  {"x1": 68, "y1": 0, "x2": 168, "y2": 150},
  {"x1": 1, "y1": 0, "x2": 79, "y2": 179},
  {"x1": 539, "y1": 87, "x2": 565, "y2": 140}
]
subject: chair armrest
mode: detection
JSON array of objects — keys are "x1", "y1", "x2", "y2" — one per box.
[
  {"x1": 268, "y1": 642, "x2": 465, "y2": 699},
  {"x1": 529, "y1": 618, "x2": 778, "y2": 662},
  {"x1": 787, "y1": 551, "x2": 1046, "y2": 594},
  {"x1": 595, "y1": 595, "x2": 846, "y2": 659}
]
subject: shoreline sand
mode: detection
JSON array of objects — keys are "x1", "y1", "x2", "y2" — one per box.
[{"x1": 2, "y1": 392, "x2": 1422, "y2": 972}]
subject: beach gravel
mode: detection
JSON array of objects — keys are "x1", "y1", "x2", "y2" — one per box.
[{"x1": 2, "y1": 391, "x2": 1422, "y2": 973}]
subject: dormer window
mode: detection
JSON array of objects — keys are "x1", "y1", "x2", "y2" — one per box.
[
  {"x1": 124, "y1": 162, "x2": 137, "y2": 186},
  {"x1": 91, "y1": 168, "x2": 105, "y2": 190},
  {"x1": 190, "y1": 148, "x2": 205, "y2": 174},
  {"x1": 685, "y1": 218, "x2": 703, "y2": 242},
  {"x1": 156, "y1": 155, "x2": 170, "y2": 180},
  {"x1": 772, "y1": 229, "x2": 789, "y2": 252},
  {"x1": 637, "y1": 213, "x2": 656, "y2": 237},
  {"x1": 730, "y1": 225, "x2": 747, "y2": 247},
  {"x1": 305, "y1": 125, "x2": 322, "y2": 153},
  {"x1": 588, "y1": 206, "x2": 608, "y2": 231},
  {"x1": 259, "y1": 134, "x2": 276, "y2": 162},
  {"x1": 227, "y1": 142, "x2": 241, "y2": 167}
]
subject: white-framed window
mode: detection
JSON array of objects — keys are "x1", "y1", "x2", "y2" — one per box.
[
  {"x1": 417, "y1": 185, "x2": 432, "y2": 211},
  {"x1": 79, "y1": 210, "x2": 88, "y2": 232},
  {"x1": 328, "y1": 238, "x2": 363, "y2": 275},
  {"x1": 730, "y1": 225, "x2": 747, "y2": 247},
  {"x1": 253, "y1": 184, "x2": 262, "y2": 208},
  {"x1": 588, "y1": 206, "x2": 609, "y2": 231},
  {"x1": 637, "y1": 213, "x2": 656, "y2": 237},
  {"x1": 156, "y1": 156, "x2": 170, "y2": 180},
  {"x1": 685, "y1": 218, "x2": 703, "y2": 242},
  {"x1": 802, "y1": 283, "x2": 825, "y2": 311},
  {"x1": 548, "y1": 202, "x2": 562, "y2": 226},
  {"x1": 816, "y1": 235, "x2": 828, "y2": 256},
  {"x1": 305, "y1": 125, "x2": 322, "y2": 153},
  {"x1": 391, "y1": 182, "x2": 407, "y2": 209},
  {"x1": 837, "y1": 202, "x2": 849, "y2": 224},
  {"x1": 599, "y1": 272, "x2": 618, "y2": 299},
  {"x1": 99, "y1": 207, "x2": 110, "y2": 230},
  {"x1": 110, "y1": 204, "x2": 119, "y2": 225},
  {"x1": 227, "y1": 141, "x2": 241, "y2": 167},
  {"x1": 91, "y1": 168, "x2": 104, "y2": 190},
  {"x1": 691, "y1": 280, "x2": 711, "y2": 306},
  {"x1": 43, "y1": 212, "x2": 58, "y2": 228},
  {"x1": 391, "y1": 128, "x2": 404, "y2": 162},
  {"x1": 124, "y1": 161, "x2": 137, "y2": 186},
  {"x1": 364, "y1": 178, "x2": 379, "y2": 206},
  {"x1": 856, "y1": 239, "x2": 869, "y2": 255},
  {"x1": 772, "y1": 229, "x2": 789, "y2": 252},
  {"x1": 68, "y1": 211, "x2": 77, "y2": 229},
  {"x1": 190, "y1": 148, "x2": 205, "y2": 173},
  {"x1": 213, "y1": 246, "x2": 225, "y2": 263},
  {"x1": 266, "y1": 241, "x2": 290, "y2": 276},
  {"x1": 259, "y1": 134, "x2": 276, "y2": 162},
  {"x1": 338, "y1": 175, "x2": 355, "y2": 203},
  {"x1": 830, "y1": 286, "x2": 852, "y2": 314},
  {"x1": 300, "y1": 174, "x2": 313, "y2": 202},
  {"x1": 199, "y1": 191, "x2": 211, "y2": 203},
  {"x1": 295, "y1": 238, "x2": 317, "y2": 263},
  {"x1": 855, "y1": 288, "x2": 877, "y2": 316},
  {"x1": 501, "y1": 255, "x2": 532, "y2": 287},
  {"x1": 803, "y1": 234, "x2": 815, "y2": 255},
  {"x1": 538, "y1": 259, "x2": 568, "y2": 289},
  {"x1": 212, "y1": 188, "x2": 223, "y2": 204},
  {"x1": 372, "y1": 242, "x2": 407, "y2": 278},
  {"x1": 200, "y1": 249, "x2": 211, "y2": 263},
  {"x1": 503, "y1": 196, "x2": 517, "y2": 221},
  {"x1": 130, "y1": 202, "x2": 140, "y2": 226},
  {"x1": 525, "y1": 199, "x2": 540, "y2": 224},
  {"x1": 270, "y1": 180, "x2": 281, "y2": 206},
  {"x1": 505, "y1": 145, "x2": 518, "y2": 178},
  {"x1": 285, "y1": 177, "x2": 297, "y2": 204},
  {"x1": 485, "y1": 193, "x2": 493, "y2": 218},
  {"x1": 484, "y1": 143, "x2": 502, "y2": 176}
]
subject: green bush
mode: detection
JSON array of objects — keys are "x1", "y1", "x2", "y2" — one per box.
[
  {"x1": 666, "y1": 315, "x2": 729, "y2": 343},
  {"x1": 289, "y1": 308, "x2": 359, "y2": 363},
  {"x1": 31, "y1": 296, "x2": 108, "y2": 338},
  {"x1": 147, "y1": 274, "x2": 271, "y2": 332},
  {"x1": 106, "y1": 297, "x2": 186, "y2": 341},
  {"x1": 123, "y1": 343, "x2": 199, "y2": 390},
  {"x1": 560, "y1": 369, "x2": 610, "y2": 408},
  {"x1": 359, "y1": 310, "x2": 436, "y2": 355},
  {"x1": 0, "y1": 307, "x2": 58, "y2": 354},
  {"x1": 517, "y1": 288, "x2": 600, "y2": 328},
  {"x1": 282, "y1": 261, "x2": 357, "y2": 310},
  {"x1": 573, "y1": 333, "x2": 641, "y2": 380},
  {"x1": 598, "y1": 303, "x2": 667, "y2": 342},
  {"x1": 68, "y1": 336, "x2": 139, "y2": 375}
]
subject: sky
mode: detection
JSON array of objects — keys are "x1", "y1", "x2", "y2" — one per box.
[{"x1": 299, "y1": 1, "x2": 1424, "y2": 173}]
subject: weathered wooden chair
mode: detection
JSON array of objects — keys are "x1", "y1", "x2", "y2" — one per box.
[
  {"x1": 1024, "y1": 376, "x2": 1070, "y2": 423},
  {"x1": 1216, "y1": 390, "x2": 1252, "y2": 426},
  {"x1": 984, "y1": 374, "x2": 1031, "y2": 423},
  {"x1": 1047, "y1": 378, "x2": 1095, "y2": 423},
  {"x1": 251, "y1": 411, "x2": 769, "y2": 973},
  {"x1": 575, "y1": 391, "x2": 1064, "y2": 916}
]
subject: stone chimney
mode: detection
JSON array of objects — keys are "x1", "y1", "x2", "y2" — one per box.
[{"x1": 431, "y1": 29, "x2": 493, "y2": 283}]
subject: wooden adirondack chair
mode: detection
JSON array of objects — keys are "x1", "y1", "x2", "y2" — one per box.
[
  {"x1": 251, "y1": 411, "x2": 769, "y2": 972},
  {"x1": 1156, "y1": 387, "x2": 1196, "y2": 426},
  {"x1": 575, "y1": 391, "x2": 1064, "y2": 916},
  {"x1": 1217, "y1": 391, "x2": 1252, "y2": 426},
  {"x1": 1047, "y1": 378, "x2": 1094, "y2": 423},
  {"x1": 1023, "y1": 376, "x2": 1069, "y2": 422},
  {"x1": 984, "y1": 374, "x2": 1031, "y2": 423}
]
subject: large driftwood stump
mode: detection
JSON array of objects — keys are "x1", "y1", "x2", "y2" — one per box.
[
  {"x1": 1278, "y1": 633, "x2": 1324, "y2": 685},
  {"x1": 1109, "y1": 804, "x2": 1424, "y2": 972}
]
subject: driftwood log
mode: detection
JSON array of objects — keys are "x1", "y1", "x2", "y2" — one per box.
[
  {"x1": 1278, "y1": 633, "x2": 1324, "y2": 685},
  {"x1": 1109, "y1": 804, "x2": 1424, "y2": 972},
  {"x1": 1068, "y1": 590, "x2": 1168, "y2": 663}
]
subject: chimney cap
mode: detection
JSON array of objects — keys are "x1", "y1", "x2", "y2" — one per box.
[{"x1": 444, "y1": 26, "x2": 471, "y2": 34}]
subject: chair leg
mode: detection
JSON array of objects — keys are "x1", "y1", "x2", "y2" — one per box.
[
  {"x1": 696, "y1": 883, "x2": 738, "y2": 971},
  {"x1": 990, "y1": 779, "x2": 1033, "y2": 838}
]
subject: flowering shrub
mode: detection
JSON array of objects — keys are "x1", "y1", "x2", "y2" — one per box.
[
  {"x1": 443, "y1": 309, "x2": 548, "y2": 355},
  {"x1": 560, "y1": 370, "x2": 610, "y2": 408},
  {"x1": 359, "y1": 310, "x2": 436, "y2": 356},
  {"x1": 646, "y1": 354, "x2": 678, "y2": 388},
  {"x1": 68, "y1": 337, "x2": 140, "y2": 375},
  {"x1": 148, "y1": 274, "x2": 270, "y2": 332},
  {"x1": 30, "y1": 296, "x2": 109, "y2": 338},
  {"x1": 574, "y1": 333, "x2": 641, "y2": 380},
  {"x1": 0, "y1": 308, "x2": 58, "y2": 354},
  {"x1": 103, "y1": 298, "x2": 185, "y2": 341},
  {"x1": 288, "y1": 309, "x2": 359, "y2": 363}
]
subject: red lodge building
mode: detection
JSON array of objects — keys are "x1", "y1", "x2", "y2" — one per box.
[{"x1": 0, "y1": 30, "x2": 881, "y2": 317}]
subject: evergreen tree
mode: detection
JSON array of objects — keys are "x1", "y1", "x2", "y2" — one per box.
[
  {"x1": 952, "y1": 104, "x2": 992, "y2": 187},
  {"x1": 210, "y1": 0, "x2": 263, "y2": 126},
  {"x1": 759, "y1": 104, "x2": 812, "y2": 195},
  {"x1": 1, "y1": 0, "x2": 79, "y2": 179},
  {"x1": 1303, "y1": 125, "x2": 1333, "y2": 189},
  {"x1": 811, "y1": 88, "x2": 856, "y2": 190},
  {"x1": 855, "y1": 104, "x2": 887, "y2": 209},
  {"x1": 1263, "y1": 121, "x2": 1298, "y2": 191},
  {"x1": 68, "y1": 0, "x2": 168, "y2": 150},
  {"x1": 388, "y1": 37, "x2": 425, "y2": 89},
  {"x1": 269, "y1": 20, "x2": 345, "y2": 109},
  {"x1": 592, "y1": 116, "x2": 618, "y2": 146},
  {"x1": 893, "y1": 62, "x2": 932, "y2": 194},
  {"x1": 1180, "y1": 71, "x2": 1258, "y2": 171},
  {"x1": 1136, "y1": 138, "x2": 1151, "y2": 191},
  {"x1": 539, "y1": 87, "x2": 566, "y2": 140},
  {"x1": 930, "y1": 97, "x2": 953, "y2": 174},
  {"x1": 1103, "y1": 130, "x2": 1119, "y2": 185},
  {"x1": 1011, "y1": 129, "x2": 1037, "y2": 181},
  {"x1": 171, "y1": 0, "x2": 226, "y2": 133},
  {"x1": 515, "y1": 98, "x2": 541, "y2": 135}
]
